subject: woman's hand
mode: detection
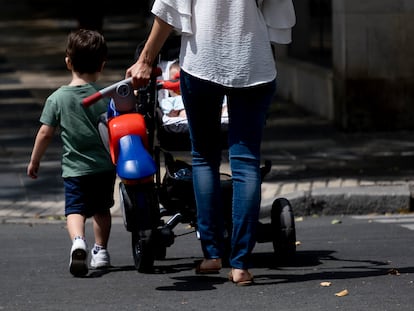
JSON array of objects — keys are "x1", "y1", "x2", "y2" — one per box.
[{"x1": 125, "y1": 61, "x2": 152, "y2": 89}]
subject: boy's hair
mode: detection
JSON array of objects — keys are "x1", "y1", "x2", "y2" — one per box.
[{"x1": 65, "y1": 29, "x2": 108, "y2": 74}]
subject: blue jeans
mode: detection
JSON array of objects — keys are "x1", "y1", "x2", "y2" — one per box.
[{"x1": 180, "y1": 70, "x2": 276, "y2": 269}]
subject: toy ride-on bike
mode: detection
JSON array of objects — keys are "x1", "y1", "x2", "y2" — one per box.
[{"x1": 82, "y1": 74, "x2": 182, "y2": 273}]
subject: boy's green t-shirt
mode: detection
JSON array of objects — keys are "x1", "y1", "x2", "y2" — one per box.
[{"x1": 40, "y1": 83, "x2": 114, "y2": 178}]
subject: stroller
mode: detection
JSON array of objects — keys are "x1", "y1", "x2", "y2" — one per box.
[{"x1": 82, "y1": 40, "x2": 296, "y2": 273}]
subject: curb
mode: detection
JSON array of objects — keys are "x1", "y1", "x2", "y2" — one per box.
[
  {"x1": 1, "y1": 185, "x2": 411, "y2": 224},
  {"x1": 260, "y1": 184, "x2": 411, "y2": 218}
]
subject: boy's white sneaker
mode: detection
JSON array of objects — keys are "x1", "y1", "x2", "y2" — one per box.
[
  {"x1": 69, "y1": 238, "x2": 88, "y2": 277},
  {"x1": 90, "y1": 249, "x2": 111, "y2": 269}
]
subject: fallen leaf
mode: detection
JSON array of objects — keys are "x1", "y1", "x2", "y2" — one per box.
[
  {"x1": 320, "y1": 282, "x2": 332, "y2": 287},
  {"x1": 335, "y1": 289, "x2": 349, "y2": 297},
  {"x1": 331, "y1": 219, "x2": 342, "y2": 224},
  {"x1": 295, "y1": 216, "x2": 304, "y2": 222},
  {"x1": 387, "y1": 268, "x2": 400, "y2": 276}
]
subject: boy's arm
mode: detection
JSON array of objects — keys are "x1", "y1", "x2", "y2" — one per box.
[{"x1": 27, "y1": 124, "x2": 56, "y2": 179}]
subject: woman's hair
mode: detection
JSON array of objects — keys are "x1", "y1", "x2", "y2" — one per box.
[{"x1": 65, "y1": 29, "x2": 108, "y2": 74}]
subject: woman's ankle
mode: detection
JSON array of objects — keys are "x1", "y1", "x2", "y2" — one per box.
[{"x1": 231, "y1": 268, "x2": 252, "y2": 281}]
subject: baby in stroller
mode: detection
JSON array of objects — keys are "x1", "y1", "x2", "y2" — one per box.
[
  {"x1": 159, "y1": 60, "x2": 186, "y2": 119},
  {"x1": 158, "y1": 59, "x2": 228, "y2": 132}
]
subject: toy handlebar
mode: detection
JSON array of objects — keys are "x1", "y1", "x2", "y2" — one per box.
[
  {"x1": 82, "y1": 67, "x2": 163, "y2": 108},
  {"x1": 82, "y1": 77, "x2": 133, "y2": 107},
  {"x1": 82, "y1": 92, "x2": 104, "y2": 107}
]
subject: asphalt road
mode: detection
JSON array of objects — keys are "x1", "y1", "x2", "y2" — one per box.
[{"x1": 1, "y1": 214, "x2": 414, "y2": 311}]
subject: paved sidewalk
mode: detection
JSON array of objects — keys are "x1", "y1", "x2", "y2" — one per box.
[{"x1": 1, "y1": 11, "x2": 414, "y2": 221}]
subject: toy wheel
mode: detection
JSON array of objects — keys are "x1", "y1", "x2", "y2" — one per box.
[
  {"x1": 119, "y1": 182, "x2": 135, "y2": 232},
  {"x1": 131, "y1": 229, "x2": 155, "y2": 273},
  {"x1": 126, "y1": 184, "x2": 160, "y2": 272},
  {"x1": 271, "y1": 198, "x2": 296, "y2": 262}
]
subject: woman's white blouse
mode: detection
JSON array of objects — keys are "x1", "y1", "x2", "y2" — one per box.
[{"x1": 152, "y1": 0, "x2": 296, "y2": 88}]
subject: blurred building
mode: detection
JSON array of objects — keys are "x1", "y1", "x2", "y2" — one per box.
[{"x1": 275, "y1": 0, "x2": 414, "y2": 130}]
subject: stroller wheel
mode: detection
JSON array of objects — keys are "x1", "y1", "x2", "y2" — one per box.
[
  {"x1": 271, "y1": 198, "x2": 296, "y2": 263},
  {"x1": 131, "y1": 229, "x2": 155, "y2": 273}
]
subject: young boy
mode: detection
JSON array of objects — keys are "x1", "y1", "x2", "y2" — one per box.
[{"x1": 27, "y1": 29, "x2": 116, "y2": 277}]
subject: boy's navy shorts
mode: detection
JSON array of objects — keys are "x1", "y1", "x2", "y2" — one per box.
[{"x1": 64, "y1": 170, "x2": 116, "y2": 218}]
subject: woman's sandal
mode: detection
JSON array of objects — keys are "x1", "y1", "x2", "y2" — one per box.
[
  {"x1": 195, "y1": 258, "x2": 222, "y2": 274},
  {"x1": 228, "y1": 269, "x2": 254, "y2": 286}
]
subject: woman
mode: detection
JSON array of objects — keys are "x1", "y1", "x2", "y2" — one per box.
[{"x1": 126, "y1": 0, "x2": 296, "y2": 286}]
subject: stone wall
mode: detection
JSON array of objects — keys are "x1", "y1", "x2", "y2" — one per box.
[{"x1": 332, "y1": 0, "x2": 414, "y2": 130}]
